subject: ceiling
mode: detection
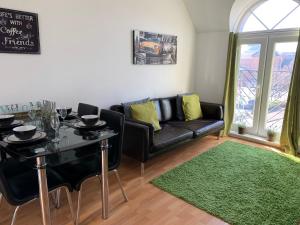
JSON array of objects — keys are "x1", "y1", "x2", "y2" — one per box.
[{"x1": 183, "y1": 0, "x2": 235, "y2": 32}]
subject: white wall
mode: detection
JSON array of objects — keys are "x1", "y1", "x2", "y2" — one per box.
[
  {"x1": 0, "y1": 0, "x2": 196, "y2": 109},
  {"x1": 184, "y1": 0, "x2": 235, "y2": 104},
  {"x1": 195, "y1": 32, "x2": 229, "y2": 103},
  {"x1": 184, "y1": 0, "x2": 235, "y2": 32}
]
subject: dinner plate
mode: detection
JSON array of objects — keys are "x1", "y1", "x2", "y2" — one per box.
[
  {"x1": 66, "y1": 113, "x2": 78, "y2": 119},
  {"x1": 0, "y1": 120, "x2": 24, "y2": 129},
  {"x1": 4, "y1": 131, "x2": 47, "y2": 145},
  {"x1": 59, "y1": 112, "x2": 78, "y2": 121},
  {"x1": 73, "y1": 120, "x2": 106, "y2": 129}
]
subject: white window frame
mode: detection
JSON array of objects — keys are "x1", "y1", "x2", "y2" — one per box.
[
  {"x1": 238, "y1": 0, "x2": 300, "y2": 33},
  {"x1": 233, "y1": 30, "x2": 299, "y2": 138}
]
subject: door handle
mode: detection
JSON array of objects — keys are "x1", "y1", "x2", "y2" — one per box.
[{"x1": 256, "y1": 85, "x2": 261, "y2": 98}]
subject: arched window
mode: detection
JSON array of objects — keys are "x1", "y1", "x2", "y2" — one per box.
[
  {"x1": 232, "y1": 0, "x2": 299, "y2": 139},
  {"x1": 240, "y1": 0, "x2": 300, "y2": 32}
]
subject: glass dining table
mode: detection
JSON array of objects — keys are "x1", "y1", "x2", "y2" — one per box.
[{"x1": 0, "y1": 124, "x2": 117, "y2": 225}]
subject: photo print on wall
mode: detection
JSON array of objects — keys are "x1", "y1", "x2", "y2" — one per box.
[{"x1": 133, "y1": 30, "x2": 177, "y2": 65}]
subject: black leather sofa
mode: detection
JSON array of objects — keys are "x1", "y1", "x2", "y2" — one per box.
[{"x1": 111, "y1": 96, "x2": 224, "y2": 175}]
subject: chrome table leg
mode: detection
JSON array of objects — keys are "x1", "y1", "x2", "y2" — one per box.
[
  {"x1": 101, "y1": 139, "x2": 109, "y2": 219},
  {"x1": 36, "y1": 156, "x2": 52, "y2": 225}
]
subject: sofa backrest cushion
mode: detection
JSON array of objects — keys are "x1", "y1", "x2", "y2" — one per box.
[
  {"x1": 160, "y1": 98, "x2": 172, "y2": 121},
  {"x1": 119, "y1": 96, "x2": 178, "y2": 122},
  {"x1": 122, "y1": 98, "x2": 149, "y2": 119},
  {"x1": 159, "y1": 97, "x2": 177, "y2": 122},
  {"x1": 152, "y1": 99, "x2": 162, "y2": 122}
]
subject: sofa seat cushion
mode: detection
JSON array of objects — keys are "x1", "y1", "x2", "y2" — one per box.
[
  {"x1": 151, "y1": 124, "x2": 193, "y2": 152},
  {"x1": 168, "y1": 120, "x2": 224, "y2": 137}
]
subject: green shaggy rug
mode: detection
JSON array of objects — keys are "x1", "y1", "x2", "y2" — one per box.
[{"x1": 151, "y1": 141, "x2": 300, "y2": 225}]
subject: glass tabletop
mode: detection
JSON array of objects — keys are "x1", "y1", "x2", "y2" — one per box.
[{"x1": 0, "y1": 126, "x2": 116, "y2": 161}]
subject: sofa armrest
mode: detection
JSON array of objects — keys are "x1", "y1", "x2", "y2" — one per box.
[
  {"x1": 126, "y1": 118, "x2": 154, "y2": 130},
  {"x1": 200, "y1": 102, "x2": 224, "y2": 120},
  {"x1": 123, "y1": 120, "x2": 154, "y2": 162},
  {"x1": 110, "y1": 105, "x2": 124, "y2": 114},
  {"x1": 126, "y1": 118, "x2": 154, "y2": 147}
]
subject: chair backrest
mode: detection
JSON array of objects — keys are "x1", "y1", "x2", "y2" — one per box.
[
  {"x1": 0, "y1": 149, "x2": 6, "y2": 162},
  {"x1": 77, "y1": 103, "x2": 99, "y2": 117},
  {"x1": 100, "y1": 109, "x2": 125, "y2": 169},
  {"x1": 0, "y1": 158, "x2": 31, "y2": 206}
]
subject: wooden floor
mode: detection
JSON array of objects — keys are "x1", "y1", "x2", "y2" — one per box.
[{"x1": 0, "y1": 136, "x2": 281, "y2": 225}]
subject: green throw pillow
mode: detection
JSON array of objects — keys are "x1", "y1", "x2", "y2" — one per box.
[
  {"x1": 182, "y1": 94, "x2": 203, "y2": 121},
  {"x1": 130, "y1": 101, "x2": 161, "y2": 131}
]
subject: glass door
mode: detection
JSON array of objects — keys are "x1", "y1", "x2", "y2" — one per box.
[
  {"x1": 233, "y1": 32, "x2": 298, "y2": 139},
  {"x1": 233, "y1": 36, "x2": 267, "y2": 134},
  {"x1": 258, "y1": 35, "x2": 298, "y2": 136}
]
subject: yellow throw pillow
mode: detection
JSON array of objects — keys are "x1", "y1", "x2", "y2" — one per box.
[
  {"x1": 182, "y1": 94, "x2": 203, "y2": 121},
  {"x1": 130, "y1": 101, "x2": 161, "y2": 131}
]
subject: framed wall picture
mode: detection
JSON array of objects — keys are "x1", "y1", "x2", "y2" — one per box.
[
  {"x1": 133, "y1": 30, "x2": 177, "y2": 65},
  {"x1": 0, "y1": 8, "x2": 40, "y2": 54}
]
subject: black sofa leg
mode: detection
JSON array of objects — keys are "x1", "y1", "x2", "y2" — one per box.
[
  {"x1": 141, "y1": 162, "x2": 145, "y2": 176},
  {"x1": 217, "y1": 130, "x2": 223, "y2": 140}
]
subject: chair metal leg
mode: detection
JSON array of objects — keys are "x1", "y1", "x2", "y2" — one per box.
[
  {"x1": 76, "y1": 188, "x2": 82, "y2": 225},
  {"x1": 97, "y1": 175, "x2": 101, "y2": 183},
  {"x1": 64, "y1": 187, "x2": 75, "y2": 224},
  {"x1": 11, "y1": 206, "x2": 20, "y2": 225},
  {"x1": 50, "y1": 192, "x2": 56, "y2": 207},
  {"x1": 0, "y1": 193, "x2": 3, "y2": 208},
  {"x1": 50, "y1": 189, "x2": 61, "y2": 209},
  {"x1": 113, "y1": 169, "x2": 128, "y2": 202},
  {"x1": 56, "y1": 188, "x2": 61, "y2": 209},
  {"x1": 141, "y1": 162, "x2": 145, "y2": 176}
]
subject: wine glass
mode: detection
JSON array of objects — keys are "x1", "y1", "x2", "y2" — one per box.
[
  {"x1": 59, "y1": 107, "x2": 68, "y2": 136},
  {"x1": 50, "y1": 114, "x2": 60, "y2": 143},
  {"x1": 59, "y1": 107, "x2": 68, "y2": 122},
  {"x1": 28, "y1": 107, "x2": 37, "y2": 125}
]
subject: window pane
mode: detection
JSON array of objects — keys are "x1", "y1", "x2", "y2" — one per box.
[
  {"x1": 253, "y1": 0, "x2": 298, "y2": 29},
  {"x1": 265, "y1": 42, "x2": 297, "y2": 132},
  {"x1": 242, "y1": 14, "x2": 267, "y2": 32},
  {"x1": 234, "y1": 44, "x2": 261, "y2": 127},
  {"x1": 275, "y1": 6, "x2": 300, "y2": 30}
]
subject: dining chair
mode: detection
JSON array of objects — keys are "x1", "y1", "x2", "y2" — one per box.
[
  {"x1": 0, "y1": 150, "x2": 6, "y2": 162},
  {"x1": 53, "y1": 109, "x2": 128, "y2": 225},
  {"x1": 77, "y1": 103, "x2": 99, "y2": 117},
  {"x1": 0, "y1": 158, "x2": 76, "y2": 225}
]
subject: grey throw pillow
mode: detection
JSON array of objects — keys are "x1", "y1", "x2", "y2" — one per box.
[
  {"x1": 152, "y1": 99, "x2": 162, "y2": 122},
  {"x1": 122, "y1": 98, "x2": 150, "y2": 119}
]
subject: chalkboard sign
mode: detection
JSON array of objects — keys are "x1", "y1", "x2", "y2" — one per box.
[{"x1": 0, "y1": 8, "x2": 40, "y2": 54}]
